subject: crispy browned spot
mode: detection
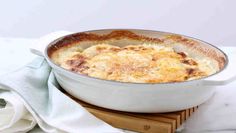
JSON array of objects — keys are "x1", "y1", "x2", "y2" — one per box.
[
  {"x1": 177, "y1": 52, "x2": 187, "y2": 58},
  {"x1": 165, "y1": 35, "x2": 196, "y2": 46},
  {"x1": 110, "y1": 47, "x2": 121, "y2": 52},
  {"x1": 186, "y1": 68, "x2": 206, "y2": 78},
  {"x1": 66, "y1": 54, "x2": 89, "y2": 73},
  {"x1": 67, "y1": 59, "x2": 84, "y2": 68},
  {"x1": 182, "y1": 59, "x2": 198, "y2": 65},
  {"x1": 186, "y1": 68, "x2": 195, "y2": 75},
  {"x1": 122, "y1": 45, "x2": 151, "y2": 52},
  {"x1": 96, "y1": 46, "x2": 107, "y2": 51}
]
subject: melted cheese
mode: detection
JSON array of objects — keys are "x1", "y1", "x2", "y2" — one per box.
[{"x1": 53, "y1": 44, "x2": 218, "y2": 83}]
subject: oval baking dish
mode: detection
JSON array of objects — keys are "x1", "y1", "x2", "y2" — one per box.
[{"x1": 44, "y1": 29, "x2": 236, "y2": 113}]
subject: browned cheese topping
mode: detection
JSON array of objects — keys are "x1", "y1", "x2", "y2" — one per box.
[{"x1": 54, "y1": 43, "x2": 216, "y2": 83}]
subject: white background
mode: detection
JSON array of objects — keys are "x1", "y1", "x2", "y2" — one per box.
[{"x1": 0, "y1": 0, "x2": 236, "y2": 46}]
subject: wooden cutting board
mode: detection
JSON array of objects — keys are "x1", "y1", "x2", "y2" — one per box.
[{"x1": 63, "y1": 90, "x2": 197, "y2": 133}]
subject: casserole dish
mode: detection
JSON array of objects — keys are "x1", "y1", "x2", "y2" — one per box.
[{"x1": 41, "y1": 29, "x2": 236, "y2": 113}]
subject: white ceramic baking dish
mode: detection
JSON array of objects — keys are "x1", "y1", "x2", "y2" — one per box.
[{"x1": 34, "y1": 29, "x2": 236, "y2": 113}]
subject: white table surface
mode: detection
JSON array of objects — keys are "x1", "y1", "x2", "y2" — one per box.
[{"x1": 0, "y1": 37, "x2": 236, "y2": 133}]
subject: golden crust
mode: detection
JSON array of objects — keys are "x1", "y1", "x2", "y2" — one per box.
[
  {"x1": 48, "y1": 30, "x2": 226, "y2": 83},
  {"x1": 53, "y1": 44, "x2": 215, "y2": 83}
]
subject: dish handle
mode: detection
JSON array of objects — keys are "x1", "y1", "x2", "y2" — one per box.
[
  {"x1": 203, "y1": 51, "x2": 236, "y2": 86},
  {"x1": 30, "y1": 31, "x2": 72, "y2": 57}
]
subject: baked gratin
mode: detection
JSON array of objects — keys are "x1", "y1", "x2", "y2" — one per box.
[{"x1": 48, "y1": 30, "x2": 225, "y2": 83}]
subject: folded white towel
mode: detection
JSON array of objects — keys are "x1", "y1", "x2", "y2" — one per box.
[
  {"x1": 0, "y1": 57, "x2": 122, "y2": 133},
  {"x1": 0, "y1": 91, "x2": 36, "y2": 133},
  {"x1": 0, "y1": 31, "x2": 122, "y2": 133}
]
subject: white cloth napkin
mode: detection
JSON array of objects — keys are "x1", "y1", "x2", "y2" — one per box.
[{"x1": 0, "y1": 32, "x2": 122, "y2": 133}]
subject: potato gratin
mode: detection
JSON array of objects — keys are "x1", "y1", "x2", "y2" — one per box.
[{"x1": 51, "y1": 43, "x2": 218, "y2": 83}]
